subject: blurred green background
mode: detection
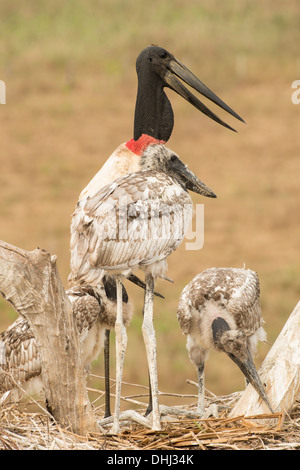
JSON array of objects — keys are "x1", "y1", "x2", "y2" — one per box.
[{"x1": 0, "y1": 0, "x2": 300, "y2": 412}]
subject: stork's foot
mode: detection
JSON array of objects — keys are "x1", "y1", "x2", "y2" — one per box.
[
  {"x1": 159, "y1": 404, "x2": 230, "y2": 420},
  {"x1": 160, "y1": 404, "x2": 203, "y2": 420},
  {"x1": 97, "y1": 410, "x2": 152, "y2": 434},
  {"x1": 201, "y1": 403, "x2": 230, "y2": 418},
  {"x1": 203, "y1": 404, "x2": 220, "y2": 418},
  {"x1": 147, "y1": 410, "x2": 161, "y2": 431}
]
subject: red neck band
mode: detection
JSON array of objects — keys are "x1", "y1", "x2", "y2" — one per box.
[{"x1": 125, "y1": 134, "x2": 165, "y2": 155}]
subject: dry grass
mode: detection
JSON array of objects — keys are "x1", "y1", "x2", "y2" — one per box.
[
  {"x1": 1, "y1": 0, "x2": 300, "y2": 444},
  {"x1": 1, "y1": 382, "x2": 300, "y2": 450}
]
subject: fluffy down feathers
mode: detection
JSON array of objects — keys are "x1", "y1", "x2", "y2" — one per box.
[
  {"x1": 0, "y1": 285, "x2": 132, "y2": 401},
  {"x1": 177, "y1": 268, "x2": 266, "y2": 367},
  {"x1": 178, "y1": 267, "x2": 263, "y2": 338}
]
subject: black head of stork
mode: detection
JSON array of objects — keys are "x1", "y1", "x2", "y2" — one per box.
[{"x1": 133, "y1": 45, "x2": 245, "y2": 142}]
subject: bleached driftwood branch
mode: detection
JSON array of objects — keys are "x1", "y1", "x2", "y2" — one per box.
[
  {"x1": 230, "y1": 301, "x2": 300, "y2": 419},
  {"x1": 0, "y1": 240, "x2": 98, "y2": 435}
]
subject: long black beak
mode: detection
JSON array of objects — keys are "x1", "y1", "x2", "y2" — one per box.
[
  {"x1": 172, "y1": 160, "x2": 217, "y2": 198},
  {"x1": 228, "y1": 347, "x2": 274, "y2": 414},
  {"x1": 163, "y1": 58, "x2": 245, "y2": 132},
  {"x1": 212, "y1": 317, "x2": 273, "y2": 413}
]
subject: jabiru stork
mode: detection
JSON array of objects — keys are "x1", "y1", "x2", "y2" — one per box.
[
  {"x1": 69, "y1": 45, "x2": 244, "y2": 424},
  {"x1": 69, "y1": 143, "x2": 216, "y2": 433},
  {"x1": 177, "y1": 267, "x2": 273, "y2": 416}
]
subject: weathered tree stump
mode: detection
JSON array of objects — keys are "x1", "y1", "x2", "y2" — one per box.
[
  {"x1": 230, "y1": 301, "x2": 300, "y2": 420},
  {"x1": 0, "y1": 240, "x2": 98, "y2": 435}
]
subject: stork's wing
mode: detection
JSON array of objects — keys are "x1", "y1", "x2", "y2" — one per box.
[
  {"x1": 177, "y1": 268, "x2": 263, "y2": 337},
  {"x1": 70, "y1": 170, "x2": 192, "y2": 282},
  {"x1": 0, "y1": 317, "x2": 40, "y2": 394},
  {"x1": 224, "y1": 268, "x2": 262, "y2": 336}
]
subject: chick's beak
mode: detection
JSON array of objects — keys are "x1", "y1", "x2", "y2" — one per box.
[
  {"x1": 228, "y1": 347, "x2": 274, "y2": 414},
  {"x1": 173, "y1": 161, "x2": 217, "y2": 198}
]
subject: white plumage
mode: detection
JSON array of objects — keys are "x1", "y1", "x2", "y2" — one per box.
[
  {"x1": 78, "y1": 142, "x2": 141, "y2": 201},
  {"x1": 177, "y1": 267, "x2": 273, "y2": 416}
]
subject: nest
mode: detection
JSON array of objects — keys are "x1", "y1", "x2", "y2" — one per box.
[{"x1": 1, "y1": 382, "x2": 300, "y2": 450}]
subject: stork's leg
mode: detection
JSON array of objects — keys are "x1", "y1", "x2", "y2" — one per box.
[
  {"x1": 142, "y1": 272, "x2": 161, "y2": 431},
  {"x1": 197, "y1": 363, "x2": 205, "y2": 416},
  {"x1": 144, "y1": 373, "x2": 153, "y2": 416},
  {"x1": 112, "y1": 276, "x2": 127, "y2": 434},
  {"x1": 104, "y1": 329, "x2": 111, "y2": 418}
]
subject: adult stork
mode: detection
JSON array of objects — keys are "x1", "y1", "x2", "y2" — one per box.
[
  {"x1": 69, "y1": 143, "x2": 216, "y2": 433},
  {"x1": 70, "y1": 45, "x2": 244, "y2": 417},
  {"x1": 177, "y1": 267, "x2": 273, "y2": 416},
  {"x1": 79, "y1": 45, "x2": 244, "y2": 203}
]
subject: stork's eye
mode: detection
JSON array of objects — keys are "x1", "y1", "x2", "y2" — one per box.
[{"x1": 159, "y1": 51, "x2": 168, "y2": 59}]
